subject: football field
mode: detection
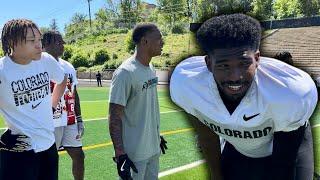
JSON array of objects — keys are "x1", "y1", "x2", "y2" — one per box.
[{"x1": 0, "y1": 86, "x2": 319, "y2": 179}]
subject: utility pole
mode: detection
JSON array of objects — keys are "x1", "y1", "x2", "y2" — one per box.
[{"x1": 87, "y1": 0, "x2": 92, "y2": 30}]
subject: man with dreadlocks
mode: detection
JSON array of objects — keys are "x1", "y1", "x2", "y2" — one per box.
[
  {"x1": 0, "y1": 19, "x2": 67, "y2": 180},
  {"x1": 42, "y1": 30, "x2": 85, "y2": 180}
]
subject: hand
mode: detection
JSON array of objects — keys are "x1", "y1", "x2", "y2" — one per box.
[
  {"x1": 0, "y1": 129, "x2": 30, "y2": 152},
  {"x1": 76, "y1": 116, "x2": 84, "y2": 138},
  {"x1": 114, "y1": 154, "x2": 138, "y2": 180},
  {"x1": 160, "y1": 136, "x2": 168, "y2": 154}
]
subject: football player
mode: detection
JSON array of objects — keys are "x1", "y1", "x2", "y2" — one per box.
[
  {"x1": 0, "y1": 19, "x2": 67, "y2": 180},
  {"x1": 170, "y1": 14, "x2": 317, "y2": 180},
  {"x1": 42, "y1": 31, "x2": 85, "y2": 180},
  {"x1": 109, "y1": 23, "x2": 167, "y2": 180}
]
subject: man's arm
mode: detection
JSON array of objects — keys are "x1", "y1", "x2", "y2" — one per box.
[
  {"x1": 52, "y1": 75, "x2": 67, "y2": 108},
  {"x1": 187, "y1": 114, "x2": 223, "y2": 180},
  {"x1": 271, "y1": 125, "x2": 306, "y2": 180},
  {"x1": 109, "y1": 103, "x2": 125, "y2": 157}
]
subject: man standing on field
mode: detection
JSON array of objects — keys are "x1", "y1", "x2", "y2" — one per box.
[{"x1": 42, "y1": 31, "x2": 85, "y2": 180}]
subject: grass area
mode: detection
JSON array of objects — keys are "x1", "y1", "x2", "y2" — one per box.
[
  {"x1": 160, "y1": 163, "x2": 210, "y2": 180},
  {"x1": 0, "y1": 87, "x2": 319, "y2": 180},
  {"x1": 72, "y1": 33, "x2": 200, "y2": 71}
]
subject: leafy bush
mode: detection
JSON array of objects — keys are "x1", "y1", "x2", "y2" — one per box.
[
  {"x1": 94, "y1": 49, "x2": 110, "y2": 65},
  {"x1": 76, "y1": 66, "x2": 87, "y2": 72},
  {"x1": 70, "y1": 52, "x2": 89, "y2": 68},
  {"x1": 125, "y1": 30, "x2": 135, "y2": 53},
  {"x1": 103, "y1": 59, "x2": 122, "y2": 69},
  {"x1": 62, "y1": 45, "x2": 73, "y2": 60},
  {"x1": 0, "y1": 50, "x2": 4, "y2": 57},
  {"x1": 112, "y1": 53, "x2": 118, "y2": 59},
  {"x1": 171, "y1": 23, "x2": 186, "y2": 34}
]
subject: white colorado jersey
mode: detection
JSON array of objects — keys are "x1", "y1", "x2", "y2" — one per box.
[
  {"x1": 0, "y1": 52, "x2": 64, "y2": 152},
  {"x1": 170, "y1": 56, "x2": 317, "y2": 158}
]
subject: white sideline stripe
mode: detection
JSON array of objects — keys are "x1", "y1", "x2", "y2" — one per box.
[
  {"x1": 158, "y1": 160, "x2": 206, "y2": 178},
  {"x1": 0, "y1": 110, "x2": 183, "y2": 130},
  {"x1": 313, "y1": 124, "x2": 320, "y2": 128}
]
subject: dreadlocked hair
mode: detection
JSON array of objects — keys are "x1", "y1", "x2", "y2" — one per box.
[
  {"x1": 42, "y1": 30, "x2": 61, "y2": 48},
  {"x1": 1, "y1": 19, "x2": 40, "y2": 56}
]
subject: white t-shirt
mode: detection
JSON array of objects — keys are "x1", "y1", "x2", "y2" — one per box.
[
  {"x1": 52, "y1": 58, "x2": 78, "y2": 127},
  {"x1": 170, "y1": 56, "x2": 317, "y2": 158},
  {"x1": 0, "y1": 52, "x2": 64, "y2": 152}
]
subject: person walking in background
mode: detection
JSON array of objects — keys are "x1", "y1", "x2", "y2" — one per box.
[{"x1": 96, "y1": 71, "x2": 102, "y2": 87}]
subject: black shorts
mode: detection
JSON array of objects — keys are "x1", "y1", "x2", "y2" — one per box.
[
  {"x1": 221, "y1": 124, "x2": 314, "y2": 180},
  {"x1": 0, "y1": 143, "x2": 58, "y2": 180}
]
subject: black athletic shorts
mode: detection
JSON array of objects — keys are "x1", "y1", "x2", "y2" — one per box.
[
  {"x1": 221, "y1": 124, "x2": 314, "y2": 180},
  {"x1": 0, "y1": 143, "x2": 58, "y2": 180}
]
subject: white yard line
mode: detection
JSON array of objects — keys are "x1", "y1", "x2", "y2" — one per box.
[
  {"x1": 0, "y1": 110, "x2": 184, "y2": 130},
  {"x1": 158, "y1": 160, "x2": 206, "y2": 178},
  {"x1": 83, "y1": 110, "x2": 183, "y2": 122},
  {"x1": 312, "y1": 124, "x2": 320, "y2": 128}
]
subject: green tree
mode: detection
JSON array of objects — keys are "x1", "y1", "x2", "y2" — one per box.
[
  {"x1": 214, "y1": 0, "x2": 253, "y2": 15},
  {"x1": 70, "y1": 52, "x2": 89, "y2": 68},
  {"x1": 65, "y1": 13, "x2": 89, "y2": 42},
  {"x1": 94, "y1": 8, "x2": 117, "y2": 30},
  {"x1": 193, "y1": 0, "x2": 216, "y2": 22},
  {"x1": 251, "y1": 0, "x2": 273, "y2": 20},
  {"x1": 125, "y1": 30, "x2": 135, "y2": 53},
  {"x1": 94, "y1": 49, "x2": 110, "y2": 65},
  {"x1": 157, "y1": 0, "x2": 187, "y2": 29},
  {"x1": 119, "y1": 0, "x2": 143, "y2": 28},
  {"x1": 273, "y1": 0, "x2": 302, "y2": 19},
  {"x1": 298, "y1": 0, "x2": 319, "y2": 16}
]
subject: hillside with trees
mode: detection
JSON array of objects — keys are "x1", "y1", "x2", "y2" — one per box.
[{"x1": 1, "y1": 0, "x2": 319, "y2": 71}]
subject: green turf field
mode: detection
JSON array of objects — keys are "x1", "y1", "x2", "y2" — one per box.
[{"x1": 0, "y1": 87, "x2": 319, "y2": 179}]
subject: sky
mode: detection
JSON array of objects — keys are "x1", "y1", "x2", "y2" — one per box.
[{"x1": 0, "y1": 0, "x2": 156, "y2": 34}]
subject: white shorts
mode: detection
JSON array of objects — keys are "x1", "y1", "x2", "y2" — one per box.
[{"x1": 54, "y1": 124, "x2": 82, "y2": 149}]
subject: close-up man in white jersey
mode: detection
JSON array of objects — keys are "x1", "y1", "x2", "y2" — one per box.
[
  {"x1": 0, "y1": 19, "x2": 67, "y2": 180},
  {"x1": 42, "y1": 31, "x2": 85, "y2": 180},
  {"x1": 170, "y1": 14, "x2": 317, "y2": 180}
]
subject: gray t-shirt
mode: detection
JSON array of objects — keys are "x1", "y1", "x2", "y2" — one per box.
[{"x1": 109, "y1": 57, "x2": 160, "y2": 162}]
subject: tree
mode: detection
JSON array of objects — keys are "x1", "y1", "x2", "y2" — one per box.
[
  {"x1": 49, "y1": 19, "x2": 59, "y2": 31},
  {"x1": 214, "y1": 0, "x2": 253, "y2": 15},
  {"x1": 65, "y1": 13, "x2": 89, "y2": 42},
  {"x1": 71, "y1": 13, "x2": 87, "y2": 24},
  {"x1": 157, "y1": 0, "x2": 187, "y2": 29},
  {"x1": 94, "y1": 8, "x2": 116, "y2": 30},
  {"x1": 273, "y1": 0, "x2": 302, "y2": 19},
  {"x1": 251, "y1": 0, "x2": 273, "y2": 20},
  {"x1": 298, "y1": 0, "x2": 319, "y2": 16},
  {"x1": 119, "y1": 0, "x2": 143, "y2": 28},
  {"x1": 193, "y1": 0, "x2": 216, "y2": 22}
]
